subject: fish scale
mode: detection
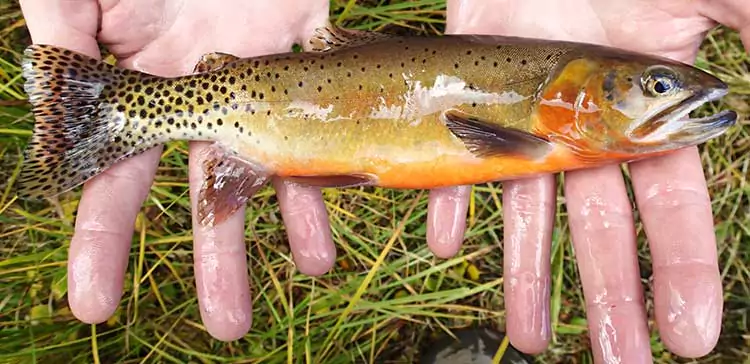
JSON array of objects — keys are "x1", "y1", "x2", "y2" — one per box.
[{"x1": 16, "y1": 24, "x2": 736, "y2": 226}]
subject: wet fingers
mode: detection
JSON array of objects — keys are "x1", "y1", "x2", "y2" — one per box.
[
  {"x1": 427, "y1": 186, "x2": 471, "y2": 258},
  {"x1": 564, "y1": 165, "x2": 652, "y2": 363},
  {"x1": 273, "y1": 179, "x2": 337, "y2": 276},
  {"x1": 630, "y1": 147, "x2": 722, "y2": 357},
  {"x1": 69, "y1": 148, "x2": 163, "y2": 323},
  {"x1": 189, "y1": 142, "x2": 253, "y2": 341},
  {"x1": 502, "y1": 175, "x2": 555, "y2": 354}
]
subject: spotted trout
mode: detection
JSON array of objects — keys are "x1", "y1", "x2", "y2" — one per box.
[{"x1": 17, "y1": 25, "x2": 737, "y2": 225}]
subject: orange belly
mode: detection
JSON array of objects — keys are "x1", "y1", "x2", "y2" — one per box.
[{"x1": 272, "y1": 144, "x2": 592, "y2": 188}]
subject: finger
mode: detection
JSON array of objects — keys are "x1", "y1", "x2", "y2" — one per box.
[
  {"x1": 435, "y1": 0, "x2": 494, "y2": 261},
  {"x1": 188, "y1": 142, "x2": 252, "y2": 341},
  {"x1": 68, "y1": 148, "x2": 163, "y2": 322},
  {"x1": 18, "y1": 0, "x2": 100, "y2": 55},
  {"x1": 272, "y1": 180, "x2": 336, "y2": 276},
  {"x1": 697, "y1": 0, "x2": 750, "y2": 47},
  {"x1": 257, "y1": 1, "x2": 338, "y2": 277},
  {"x1": 502, "y1": 175, "x2": 555, "y2": 354},
  {"x1": 426, "y1": 186, "x2": 471, "y2": 258},
  {"x1": 564, "y1": 165, "x2": 652, "y2": 363},
  {"x1": 629, "y1": 147, "x2": 722, "y2": 357}
]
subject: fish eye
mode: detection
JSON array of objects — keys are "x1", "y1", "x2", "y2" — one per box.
[{"x1": 641, "y1": 66, "x2": 679, "y2": 96}]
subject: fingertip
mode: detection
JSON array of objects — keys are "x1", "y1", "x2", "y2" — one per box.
[
  {"x1": 68, "y1": 294, "x2": 120, "y2": 325},
  {"x1": 506, "y1": 326, "x2": 550, "y2": 354},
  {"x1": 66, "y1": 244, "x2": 125, "y2": 325},
  {"x1": 273, "y1": 179, "x2": 337, "y2": 276},
  {"x1": 504, "y1": 273, "x2": 552, "y2": 355},
  {"x1": 203, "y1": 313, "x2": 252, "y2": 342},
  {"x1": 426, "y1": 186, "x2": 471, "y2": 259},
  {"x1": 654, "y1": 264, "x2": 722, "y2": 358},
  {"x1": 296, "y1": 257, "x2": 336, "y2": 276}
]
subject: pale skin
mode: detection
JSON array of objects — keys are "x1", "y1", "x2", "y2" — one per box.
[{"x1": 17, "y1": 0, "x2": 746, "y2": 362}]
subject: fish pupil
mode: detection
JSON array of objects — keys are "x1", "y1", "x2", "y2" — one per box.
[{"x1": 654, "y1": 79, "x2": 670, "y2": 94}]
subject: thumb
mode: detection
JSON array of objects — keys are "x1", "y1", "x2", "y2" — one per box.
[
  {"x1": 19, "y1": 0, "x2": 101, "y2": 58},
  {"x1": 698, "y1": 0, "x2": 750, "y2": 49}
]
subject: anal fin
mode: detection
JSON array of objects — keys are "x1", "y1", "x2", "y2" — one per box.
[
  {"x1": 197, "y1": 145, "x2": 270, "y2": 226},
  {"x1": 442, "y1": 109, "x2": 553, "y2": 160},
  {"x1": 285, "y1": 174, "x2": 376, "y2": 188},
  {"x1": 193, "y1": 52, "x2": 240, "y2": 73},
  {"x1": 308, "y1": 21, "x2": 394, "y2": 52}
]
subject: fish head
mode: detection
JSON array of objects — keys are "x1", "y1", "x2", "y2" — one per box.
[{"x1": 535, "y1": 47, "x2": 737, "y2": 159}]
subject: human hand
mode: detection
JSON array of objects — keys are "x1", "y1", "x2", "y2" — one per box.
[
  {"x1": 18, "y1": 0, "x2": 338, "y2": 341},
  {"x1": 444, "y1": 0, "x2": 747, "y2": 361}
]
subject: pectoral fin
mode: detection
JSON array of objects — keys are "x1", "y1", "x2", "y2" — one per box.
[
  {"x1": 443, "y1": 109, "x2": 553, "y2": 160},
  {"x1": 193, "y1": 52, "x2": 240, "y2": 73},
  {"x1": 197, "y1": 145, "x2": 270, "y2": 226},
  {"x1": 309, "y1": 21, "x2": 394, "y2": 52}
]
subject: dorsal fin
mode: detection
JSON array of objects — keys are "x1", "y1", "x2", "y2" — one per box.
[
  {"x1": 192, "y1": 52, "x2": 240, "y2": 73},
  {"x1": 308, "y1": 21, "x2": 394, "y2": 52}
]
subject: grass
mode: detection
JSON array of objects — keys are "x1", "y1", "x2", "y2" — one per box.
[{"x1": 0, "y1": 0, "x2": 748, "y2": 363}]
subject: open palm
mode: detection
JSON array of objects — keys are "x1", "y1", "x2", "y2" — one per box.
[{"x1": 446, "y1": 0, "x2": 747, "y2": 361}]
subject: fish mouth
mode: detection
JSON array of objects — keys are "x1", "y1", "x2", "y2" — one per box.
[{"x1": 630, "y1": 86, "x2": 737, "y2": 146}]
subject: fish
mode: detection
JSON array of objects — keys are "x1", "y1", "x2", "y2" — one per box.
[{"x1": 16, "y1": 24, "x2": 737, "y2": 226}]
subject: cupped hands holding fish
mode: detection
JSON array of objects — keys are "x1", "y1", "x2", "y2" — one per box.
[{"x1": 17, "y1": 0, "x2": 745, "y2": 362}]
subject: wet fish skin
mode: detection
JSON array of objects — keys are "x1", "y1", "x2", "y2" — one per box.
[{"x1": 16, "y1": 25, "x2": 736, "y2": 225}]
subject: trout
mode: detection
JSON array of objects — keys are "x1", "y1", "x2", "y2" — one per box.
[{"x1": 17, "y1": 25, "x2": 737, "y2": 225}]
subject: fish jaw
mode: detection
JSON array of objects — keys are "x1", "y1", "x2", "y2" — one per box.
[{"x1": 626, "y1": 86, "x2": 737, "y2": 149}]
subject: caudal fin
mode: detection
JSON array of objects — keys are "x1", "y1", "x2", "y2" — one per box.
[{"x1": 17, "y1": 44, "x2": 137, "y2": 199}]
